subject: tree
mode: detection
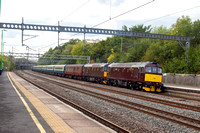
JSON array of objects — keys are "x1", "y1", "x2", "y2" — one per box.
[
  {"x1": 127, "y1": 38, "x2": 151, "y2": 62},
  {"x1": 71, "y1": 42, "x2": 91, "y2": 64},
  {"x1": 170, "y1": 16, "x2": 192, "y2": 37},
  {"x1": 129, "y1": 24, "x2": 152, "y2": 33},
  {"x1": 107, "y1": 48, "x2": 120, "y2": 63},
  {"x1": 90, "y1": 42, "x2": 106, "y2": 63},
  {"x1": 152, "y1": 25, "x2": 169, "y2": 34},
  {"x1": 191, "y1": 19, "x2": 200, "y2": 46}
]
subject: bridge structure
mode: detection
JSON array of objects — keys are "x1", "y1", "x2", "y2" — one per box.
[
  {"x1": 0, "y1": 21, "x2": 190, "y2": 45},
  {"x1": 0, "y1": 20, "x2": 191, "y2": 68},
  {"x1": 2, "y1": 52, "x2": 90, "y2": 69}
]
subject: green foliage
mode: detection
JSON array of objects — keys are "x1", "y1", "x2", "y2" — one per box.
[
  {"x1": 126, "y1": 39, "x2": 151, "y2": 62},
  {"x1": 170, "y1": 16, "x2": 192, "y2": 37},
  {"x1": 188, "y1": 45, "x2": 200, "y2": 74},
  {"x1": 107, "y1": 49, "x2": 120, "y2": 63},
  {"x1": 129, "y1": 24, "x2": 152, "y2": 33},
  {"x1": 191, "y1": 19, "x2": 200, "y2": 46},
  {"x1": 0, "y1": 56, "x2": 16, "y2": 71}
]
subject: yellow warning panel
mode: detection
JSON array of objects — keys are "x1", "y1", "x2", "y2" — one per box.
[
  {"x1": 145, "y1": 74, "x2": 162, "y2": 83},
  {"x1": 104, "y1": 72, "x2": 108, "y2": 77}
]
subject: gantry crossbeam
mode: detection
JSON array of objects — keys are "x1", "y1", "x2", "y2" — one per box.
[
  {"x1": 2, "y1": 52, "x2": 90, "y2": 62},
  {"x1": 0, "y1": 22, "x2": 190, "y2": 43}
]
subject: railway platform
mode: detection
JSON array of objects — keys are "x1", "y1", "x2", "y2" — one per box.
[
  {"x1": 0, "y1": 72, "x2": 114, "y2": 133},
  {"x1": 164, "y1": 83, "x2": 200, "y2": 93}
]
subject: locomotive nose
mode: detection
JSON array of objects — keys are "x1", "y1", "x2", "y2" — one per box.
[{"x1": 145, "y1": 74, "x2": 162, "y2": 83}]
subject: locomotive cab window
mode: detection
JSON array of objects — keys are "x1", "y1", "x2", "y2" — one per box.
[
  {"x1": 152, "y1": 67, "x2": 157, "y2": 73},
  {"x1": 145, "y1": 67, "x2": 151, "y2": 73},
  {"x1": 158, "y1": 68, "x2": 162, "y2": 74},
  {"x1": 104, "y1": 66, "x2": 108, "y2": 71},
  {"x1": 145, "y1": 67, "x2": 162, "y2": 74}
]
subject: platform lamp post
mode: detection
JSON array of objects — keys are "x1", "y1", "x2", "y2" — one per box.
[
  {"x1": 0, "y1": 0, "x2": 3, "y2": 75},
  {"x1": 0, "y1": 0, "x2": 1, "y2": 16}
]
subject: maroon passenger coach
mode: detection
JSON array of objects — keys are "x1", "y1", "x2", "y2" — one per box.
[{"x1": 65, "y1": 64, "x2": 84, "y2": 79}]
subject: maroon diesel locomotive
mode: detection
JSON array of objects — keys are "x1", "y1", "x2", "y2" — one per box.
[
  {"x1": 83, "y1": 63, "x2": 109, "y2": 83},
  {"x1": 106, "y1": 62, "x2": 163, "y2": 92}
]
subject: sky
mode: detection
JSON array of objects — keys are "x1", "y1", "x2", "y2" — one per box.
[{"x1": 1, "y1": 0, "x2": 200, "y2": 54}]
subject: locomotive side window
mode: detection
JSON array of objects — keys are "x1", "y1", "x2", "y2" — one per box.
[
  {"x1": 141, "y1": 67, "x2": 144, "y2": 72},
  {"x1": 139, "y1": 67, "x2": 144, "y2": 72},
  {"x1": 145, "y1": 67, "x2": 151, "y2": 73}
]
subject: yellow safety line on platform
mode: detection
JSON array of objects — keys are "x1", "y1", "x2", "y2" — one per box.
[
  {"x1": 8, "y1": 72, "x2": 75, "y2": 133},
  {"x1": 7, "y1": 72, "x2": 46, "y2": 133}
]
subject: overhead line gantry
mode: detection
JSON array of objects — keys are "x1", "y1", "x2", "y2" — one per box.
[
  {"x1": 0, "y1": 20, "x2": 190, "y2": 63},
  {"x1": 0, "y1": 21, "x2": 190, "y2": 45}
]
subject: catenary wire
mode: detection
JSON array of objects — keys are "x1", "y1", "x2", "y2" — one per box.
[
  {"x1": 65, "y1": 0, "x2": 155, "y2": 41},
  {"x1": 143, "y1": 5, "x2": 200, "y2": 24},
  {"x1": 92, "y1": 0, "x2": 155, "y2": 28},
  {"x1": 60, "y1": 0, "x2": 90, "y2": 23}
]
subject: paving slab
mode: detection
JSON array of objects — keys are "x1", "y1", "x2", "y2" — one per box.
[{"x1": 0, "y1": 72, "x2": 54, "y2": 133}]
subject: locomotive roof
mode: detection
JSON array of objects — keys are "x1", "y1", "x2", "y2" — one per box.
[
  {"x1": 84, "y1": 63, "x2": 109, "y2": 67},
  {"x1": 108, "y1": 62, "x2": 159, "y2": 68}
]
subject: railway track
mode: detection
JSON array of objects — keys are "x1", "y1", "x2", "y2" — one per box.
[
  {"x1": 18, "y1": 70, "x2": 200, "y2": 131},
  {"x1": 29, "y1": 70, "x2": 200, "y2": 103},
  {"x1": 161, "y1": 90, "x2": 200, "y2": 102},
  {"x1": 28, "y1": 70, "x2": 200, "y2": 112}
]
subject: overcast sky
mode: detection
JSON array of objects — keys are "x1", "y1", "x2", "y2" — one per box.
[{"x1": 1, "y1": 0, "x2": 200, "y2": 54}]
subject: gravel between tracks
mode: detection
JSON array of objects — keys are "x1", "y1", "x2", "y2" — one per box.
[{"x1": 23, "y1": 71, "x2": 200, "y2": 133}]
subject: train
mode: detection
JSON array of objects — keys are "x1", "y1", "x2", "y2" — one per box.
[{"x1": 32, "y1": 62, "x2": 164, "y2": 92}]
